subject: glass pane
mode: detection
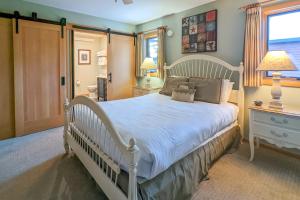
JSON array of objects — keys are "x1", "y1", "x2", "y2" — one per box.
[
  {"x1": 146, "y1": 37, "x2": 158, "y2": 65},
  {"x1": 268, "y1": 10, "x2": 300, "y2": 78}
]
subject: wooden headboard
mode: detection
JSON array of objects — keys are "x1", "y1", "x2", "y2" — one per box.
[{"x1": 164, "y1": 55, "x2": 245, "y2": 137}]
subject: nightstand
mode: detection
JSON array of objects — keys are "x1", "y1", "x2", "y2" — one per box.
[
  {"x1": 249, "y1": 105, "x2": 300, "y2": 161},
  {"x1": 133, "y1": 86, "x2": 161, "y2": 97}
]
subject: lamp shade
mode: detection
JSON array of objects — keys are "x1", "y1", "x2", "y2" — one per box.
[
  {"x1": 141, "y1": 57, "x2": 156, "y2": 70},
  {"x1": 257, "y1": 51, "x2": 297, "y2": 71}
]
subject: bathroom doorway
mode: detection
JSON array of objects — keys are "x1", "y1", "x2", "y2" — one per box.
[{"x1": 73, "y1": 31, "x2": 107, "y2": 100}]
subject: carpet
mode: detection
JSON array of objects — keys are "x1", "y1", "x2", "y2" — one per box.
[{"x1": 0, "y1": 127, "x2": 299, "y2": 200}]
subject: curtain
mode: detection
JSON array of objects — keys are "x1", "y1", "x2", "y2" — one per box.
[
  {"x1": 157, "y1": 27, "x2": 166, "y2": 79},
  {"x1": 244, "y1": 6, "x2": 263, "y2": 87},
  {"x1": 136, "y1": 33, "x2": 144, "y2": 77}
]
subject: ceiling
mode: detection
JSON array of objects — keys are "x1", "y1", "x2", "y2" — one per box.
[{"x1": 24, "y1": 0, "x2": 215, "y2": 25}]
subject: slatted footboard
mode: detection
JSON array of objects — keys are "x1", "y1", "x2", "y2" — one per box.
[{"x1": 63, "y1": 96, "x2": 139, "y2": 200}]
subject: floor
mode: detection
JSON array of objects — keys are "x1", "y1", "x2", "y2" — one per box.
[{"x1": 0, "y1": 127, "x2": 299, "y2": 200}]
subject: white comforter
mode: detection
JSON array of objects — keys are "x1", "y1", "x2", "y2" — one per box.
[{"x1": 98, "y1": 93, "x2": 238, "y2": 179}]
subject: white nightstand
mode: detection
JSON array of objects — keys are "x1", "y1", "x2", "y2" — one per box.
[
  {"x1": 133, "y1": 86, "x2": 161, "y2": 97},
  {"x1": 249, "y1": 105, "x2": 300, "y2": 161}
]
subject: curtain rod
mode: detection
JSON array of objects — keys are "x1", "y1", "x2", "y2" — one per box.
[
  {"x1": 239, "y1": 0, "x2": 276, "y2": 10},
  {"x1": 138, "y1": 26, "x2": 167, "y2": 34}
]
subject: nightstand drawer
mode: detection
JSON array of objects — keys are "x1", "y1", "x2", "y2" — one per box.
[
  {"x1": 252, "y1": 122, "x2": 300, "y2": 146},
  {"x1": 253, "y1": 110, "x2": 300, "y2": 131}
]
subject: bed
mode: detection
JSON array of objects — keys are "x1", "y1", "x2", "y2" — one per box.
[{"x1": 63, "y1": 55, "x2": 244, "y2": 200}]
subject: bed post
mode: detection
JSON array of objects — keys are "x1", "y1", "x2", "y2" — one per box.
[
  {"x1": 164, "y1": 62, "x2": 168, "y2": 82},
  {"x1": 238, "y1": 62, "x2": 245, "y2": 141},
  {"x1": 128, "y1": 138, "x2": 139, "y2": 200},
  {"x1": 64, "y1": 98, "x2": 70, "y2": 154}
]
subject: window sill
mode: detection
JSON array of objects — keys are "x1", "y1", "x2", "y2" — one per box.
[{"x1": 262, "y1": 78, "x2": 300, "y2": 88}]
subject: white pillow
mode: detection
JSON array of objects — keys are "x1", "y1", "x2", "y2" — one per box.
[{"x1": 220, "y1": 80, "x2": 234, "y2": 103}]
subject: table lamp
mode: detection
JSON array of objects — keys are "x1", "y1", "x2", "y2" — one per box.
[
  {"x1": 141, "y1": 57, "x2": 157, "y2": 88},
  {"x1": 257, "y1": 51, "x2": 297, "y2": 110}
]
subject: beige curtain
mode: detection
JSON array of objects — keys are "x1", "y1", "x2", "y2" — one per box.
[
  {"x1": 157, "y1": 27, "x2": 166, "y2": 79},
  {"x1": 136, "y1": 33, "x2": 144, "y2": 77},
  {"x1": 244, "y1": 7, "x2": 263, "y2": 87}
]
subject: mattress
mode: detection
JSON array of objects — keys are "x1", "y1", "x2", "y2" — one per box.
[{"x1": 97, "y1": 93, "x2": 238, "y2": 179}]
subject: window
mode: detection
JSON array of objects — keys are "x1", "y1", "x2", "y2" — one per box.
[
  {"x1": 144, "y1": 33, "x2": 158, "y2": 74},
  {"x1": 267, "y1": 10, "x2": 300, "y2": 79},
  {"x1": 146, "y1": 37, "x2": 158, "y2": 64}
]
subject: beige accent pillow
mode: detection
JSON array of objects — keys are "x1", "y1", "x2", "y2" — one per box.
[
  {"x1": 171, "y1": 86, "x2": 196, "y2": 103},
  {"x1": 159, "y1": 77, "x2": 189, "y2": 96},
  {"x1": 189, "y1": 78, "x2": 223, "y2": 104},
  {"x1": 220, "y1": 80, "x2": 234, "y2": 103}
]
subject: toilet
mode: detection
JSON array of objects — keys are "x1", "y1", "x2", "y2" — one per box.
[{"x1": 87, "y1": 85, "x2": 97, "y2": 99}]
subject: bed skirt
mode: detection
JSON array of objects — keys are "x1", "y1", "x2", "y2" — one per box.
[{"x1": 114, "y1": 125, "x2": 241, "y2": 200}]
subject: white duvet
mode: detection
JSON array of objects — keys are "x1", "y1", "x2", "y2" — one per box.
[{"x1": 97, "y1": 93, "x2": 238, "y2": 179}]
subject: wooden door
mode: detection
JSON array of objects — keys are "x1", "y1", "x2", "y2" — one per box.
[
  {"x1": 0, "y1": 18, "x2": 15, "y2": 140},
  {"x1": 13, "y1": 20, "x2": 66, "y2": 136},
  {"x1": 107, "y1": 34, "x2": 135, "y2": 100}
]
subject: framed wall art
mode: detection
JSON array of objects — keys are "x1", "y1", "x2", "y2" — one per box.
[
  {"x1": 182, "y1": 9, "x2": 217, "y2": 53},
  {"x1": 78, "y1": 49, "x2": 91, "y2": 65}
]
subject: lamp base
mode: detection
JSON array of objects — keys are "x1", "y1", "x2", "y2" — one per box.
[
  {"x1": 269, "y1": 72, "x2": 283, "y2": 110},
  {"x1": 144, "y1": 77, "x2": 151, "y2": 89},
  {"x1": 269, "y1": 100, "x2": 283, "y2": 110}
]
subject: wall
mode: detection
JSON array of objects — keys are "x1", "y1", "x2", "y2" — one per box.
[
  {"x1": 74, "y1": 32, "x2": 107, "y2": 96},
  {"x1": 137, "y1": 0, "x2": 256, "y2": 88},
  {"x1": 136, "y1": 0, "x2": 300, "y2": 142},
  {"x1": 0, "y1": 0, "x2": 135, "y2": 32}
]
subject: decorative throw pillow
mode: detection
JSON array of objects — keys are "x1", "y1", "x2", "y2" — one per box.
[
  {"x1": 176, "y1": 81, "x2": 195, "y2": 90},
  {"x1": 189, "y1": 77, "x2": 223, "y2": 104},
  {"x1": 220, "y1": 79, "x2": 234, "y2": 103},
  {"x1": 160, "y1": 77, "x2": 189, "y2": 96},
  {"x1": 171, "y1": 86, "x2": 196, "y2": 103}
]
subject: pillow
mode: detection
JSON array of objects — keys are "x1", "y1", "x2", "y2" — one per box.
[
  {"x1": 171, "y1": 86, "x2": 196, "y2": 103},
  {"x1": 188, "y1": 78, "x2": 223, "y2": 104},
  {"x1": 220, "y1": 80, "x2": 234, "y2": 103},
  {"x1": 159, "y1": 77, "x2": 189, "y2": 96},
  {"x1": 176, "y1": 81, "x2": 195, "y2": 90}
]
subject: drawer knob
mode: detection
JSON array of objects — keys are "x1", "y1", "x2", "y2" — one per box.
[
  {"x1": 270, "y1": 130, "x2": 288, "y2": 138},
  {"x1": 270, "y1": 117, "x2": 288, "y2": 124}
]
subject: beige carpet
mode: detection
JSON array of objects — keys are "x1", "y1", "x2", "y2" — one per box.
[{"x1": 0, "y1": 128, "x2": 299, "y2": 200}]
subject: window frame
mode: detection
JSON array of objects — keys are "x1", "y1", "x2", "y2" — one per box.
[{"x1": 262, "y1": 1, "x2": 300, "y2": 88}]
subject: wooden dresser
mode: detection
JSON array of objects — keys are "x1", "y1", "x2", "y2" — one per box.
[{"x1": 249, "y1": 105, "x2": 300, "y2": 161}]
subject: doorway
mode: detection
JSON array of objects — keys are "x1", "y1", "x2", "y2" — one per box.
[{"x1": 73, "y1": 31, "x2": 108, "y2": 100}]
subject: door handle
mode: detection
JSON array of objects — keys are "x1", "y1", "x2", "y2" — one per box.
[
  {"x1": 61, "y1": 76, "x2": 65, "y2": 86},
  {"x1": 108, "y1": 73, "x2": 112, "y2": 83}
]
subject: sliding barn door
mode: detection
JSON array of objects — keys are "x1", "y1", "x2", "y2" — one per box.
[
  {"x1": 13, "y1": 20, "x2": 66, "y2": 136},
  {"x1": 0, "y1": 18, "x2": 14, "y2": 140},
  {"x1": 107, "y1": 34, "x2": 135, "y2": 100}
]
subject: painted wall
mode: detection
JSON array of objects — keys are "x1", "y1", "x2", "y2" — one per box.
[
  {"x1": 136, "y1": 0, "x2": 300, "y2": 142},
  {"x1": 0, "y1": 0, "x2": 135, "y2": 32}
]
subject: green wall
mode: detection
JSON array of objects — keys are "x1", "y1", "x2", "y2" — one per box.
[
  {"x1": 0, "y1": 0, "x2": 135, "y2": 32},
  {"x1": 136, "y1": 0, "x2": 257, "y2": 88},
  {"x1": 136, "y1": 0, "x2": 300, "y2": 147}
]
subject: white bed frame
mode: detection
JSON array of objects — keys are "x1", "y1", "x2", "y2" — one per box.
[{"x1": 64, "y1": 55, "x2": 244, "y2": 200}]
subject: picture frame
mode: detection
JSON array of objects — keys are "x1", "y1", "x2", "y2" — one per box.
[
  {"x1": 78, "y1": 49, "x2": 91, "y2": 65},
  {"x1": 182, "y1": 9, "x2": 218, "y2": 53}
]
